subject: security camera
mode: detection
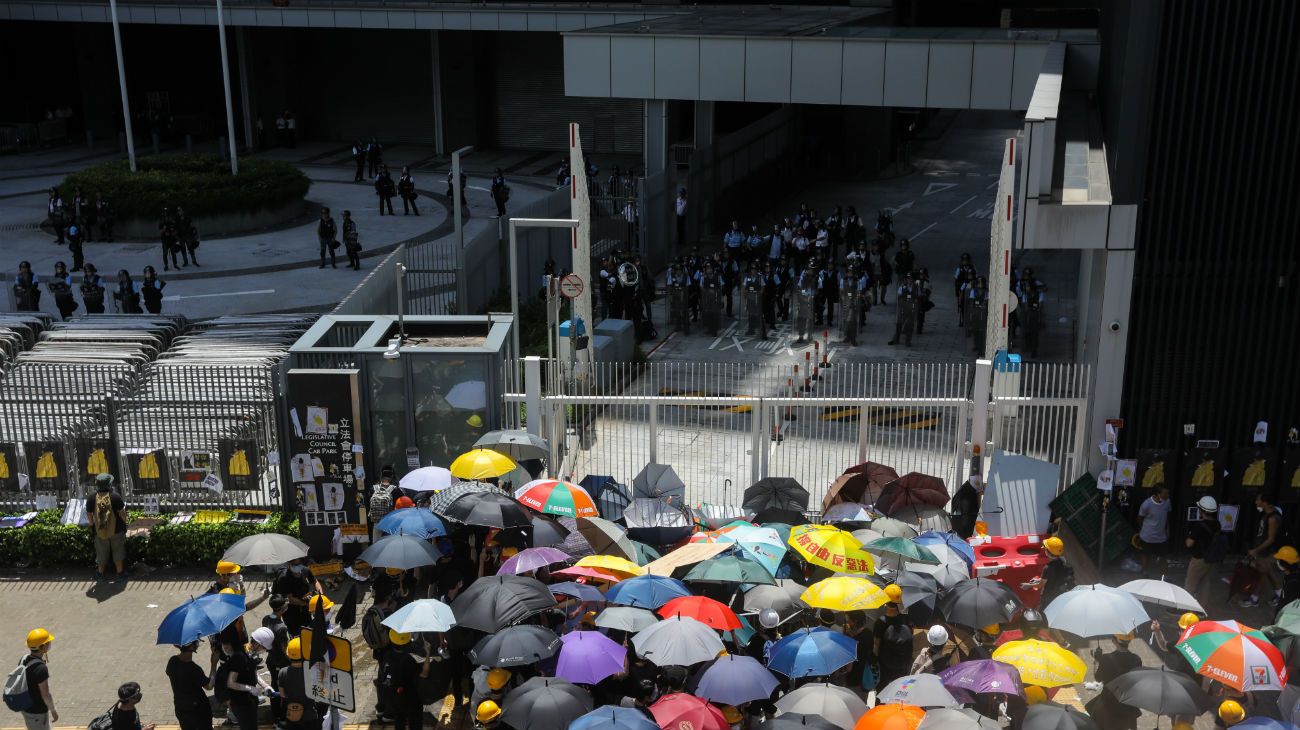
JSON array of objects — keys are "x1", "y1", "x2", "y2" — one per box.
[{"x1": 1108, "y1": 320, "x2": 1122, "y2": 333}]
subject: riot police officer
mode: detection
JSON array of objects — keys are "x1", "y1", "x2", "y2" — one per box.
[
  {"x1": 762, "y1": 261, "x2": 782, "y2": 335},
  {"x1": 1018, "y1": 279, "x2": 1045, "y2": 358},
  {"x1": 718, "y1": 250, "x2": 740, "y2": 318},
  {"x1": 685, "y1": 249, "x2": 704, "y2": 322},
  {"x1": 871, "y1": 239, "x2": 892, "y2": 305},
  {"x1": 793, "y1": 261, "x2": 819, "y2": 345},
  {"x1": 777, "y1": 255, "x2": 795, "y2": 322},
  {"x1": 840, "y1": 264, "x2": 868, "y2": 347},
  {"x1": 47, "y1": 262, "x2": 78, "y2": 320},
  {"x1": 889, "y1": 272, "x2": 921, "y2": 347},
  {"x1": 47, "y1": 188, "x2": 67, "y2": 245},
  {"x1": 892, "y1": 238, "x2": 915, "y2": 283},
  {"x1": 140, "y1": 266, "x2": 166, "y2": 314},
  {"x1": 954, "y1": 254, "x2": 976, "y2": 325},
  {"x1": 114, "y1": 269, "x2": 142, "y2": 314},
  {"x1": 916, "y1": 268, "x2": 933, "y2": 334},
  {"x1": 667, "y1": 261, "x2": 691, "y2": 335},
  {"x1": 967, "y1": 276, "x2": 989, "y2": 355},
  {"x1": 699, "y1": 261, "x2": 725, "y2": 337},
  {"x1": 159, "y1": 208, "x2": 182, "y2": 271},
  {"x1": 821, "y1": 261, "x2": 839, "y2": 328},
  {"x1": 94, "y1": 193, "x2": 114, "y2": 242},
  {"x1": 80, "y1": 263, "x2": 106, "y2": 314},
  {"x1": 741, "y1": 264, "x2": 765, "y2": 339},
  {"x1": 12, "y1": 261, "x2": 39, "y2": 312},
  {"x1": 66, "y1": 219, "x2": 85, "y2": 272}
]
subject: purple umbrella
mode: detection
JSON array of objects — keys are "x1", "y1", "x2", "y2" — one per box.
[
  {"x1": 938, "y1": 660, "x2": 1025, "y2": 703},
  {"x1": 690, "y1": 654, "x2": 779, "y2": 705},
  {"x1": 498, "y1": 547, "x2": 571, "y2": 575},
  {"x1": 555, "y1": 630, "x2": 627, "y2": 685}
]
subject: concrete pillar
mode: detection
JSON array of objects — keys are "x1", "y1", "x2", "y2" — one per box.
[
  {"x1": 430, "y1": 30, "x2": 445, "y2": 157},
  {"x1": 1088, "y1": 247, "x2": 1136, "y2": 471},
  {"x1": 235, "y1": 28, "x2": 254, "y2": 150},
  {"x1": 693, "y1": 100, "x2": 714, "y2": 149},
  {"x1": 644, "y1": 99, "x2": 668, "y2": 176}
]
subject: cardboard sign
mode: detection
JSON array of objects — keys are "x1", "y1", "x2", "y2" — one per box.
[
  {"x1": 310, "y1": 560, "x2": 344, "y2": 577},
  {"x1": 339, "y1": 524, "x2": 370, "y2": 544}
]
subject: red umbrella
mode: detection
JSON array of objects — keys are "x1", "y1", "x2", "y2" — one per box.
[
  {"x1": 823, "y1": 471, "x2": 887, "y2": 513},
  {"x1": 650, "y1": 692, "x2": 729, "y2": 730},
  {"x1": 657, "y1": 595, "x2": 742, "y2": 630},
  {"x1": 875, "y1": 473, "x2": 949, "y2": 518}
]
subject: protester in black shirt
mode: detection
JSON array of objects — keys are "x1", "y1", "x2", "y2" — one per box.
[
  {"x1": 278, "y1": 639, "x2": 320, "y2": 730},
  {"x1": 873, "y1": 603, "x2": 914, "y2": 688},
  {"x1": 380, "y1": 631, "x2": 429, "y2": 730},
  {"x1": 222, "y1": 643, "x2": 272, "y2": 730},
  {"x1": 272, "y1": 561, "x2": 318, "y2": 634},
  {"x1": 166, "y1": 643, "x2": 212, "y2": 730},
  {"x1": 108, "y1": 682, "x2": 155, "y2": 730}
]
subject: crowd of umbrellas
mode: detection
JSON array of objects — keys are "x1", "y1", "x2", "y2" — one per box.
[{"x1": 153, "y1": 439, "x2": 1299, "y2": 730}]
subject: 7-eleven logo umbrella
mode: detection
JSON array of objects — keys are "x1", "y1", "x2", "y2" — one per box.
[
  {"x1": 515, "y1": 479, "x2": 598, "y2": 518},
  {"x1": 1175, "y1": 619, "x2": 1288, "y2": 691}
]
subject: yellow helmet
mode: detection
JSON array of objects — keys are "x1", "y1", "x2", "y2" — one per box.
[
  {"x1": 884, "y1": 584, "x2": 904, "y2": 603},
  {"x1": 1024, "y1": 686, "x2": 1047, "y2": 705},
  {"x1": 216, "y1": 560, "x2": 242, "y2": 575},
  {"x1": 285, "y1": 638, "x2": 303, "y2": 661},
  {"x1": 1043, "y1": 536, "x2": 1064, "y2": 557},
  {"x1": 721, "y1": 705, "x2": 743, "y2": 724},
  {"x1": 308, "y1": 594, "x2": 334, "y2": 613},
  {"x1": 1178, "y1": 613, "x2": 1200, "y2": 629},
  {"x1": 1171, "y1": 723, "x2": 1194, "y2": 730},
  {"x1": 476, "y1": 701, "x2": 502, "y2": 723},
  {"x1": 219, "y1": 587, "x2": 241, "y2": 595},
  {"x1": 467, "y1": 414, "x2": 484, "y2": 429},
  {"x1": 388, "y1": 629, "x2": 412, "y2": 646},
  {"x1": 26, "y1": 628, "x2": 54, "y2": 649},
  {"x1": 1114, "y1": 631, "x2": 1136, "y2": 643},
  {"x1": 501, "y1": 547, "x2": 519, "y2": 558},
  {"x1": 1274, "y1": 546, "x2": 1300, "y2": 565},
  {"x1": 487, "y1": 668, "x2": 512, "y2": 690},
  {"x1": 1219, "y1": 700, "x2": 1245, "y2": 725},
  {"x1": 385, "y1": 567, "x2": 403, "y2": 576},
  {"x1": 981, "y1": 624, "x2": 1001, "y2": 636}
]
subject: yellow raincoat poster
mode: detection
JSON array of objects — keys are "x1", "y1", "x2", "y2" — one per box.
[
  {"x1": 219, "y1": 438, "x2": 260, "y2": 491},
  {"x1": 126, "y1": 449, "x2": 171, "y2": 494},
  {"x1": 1231, "y1": 447, "x2": 1276, "y2": 499},
  {"x1": 1180, "y1": 446, "x2": 1223, "y2": 497},
  {"x1": 24, "y1": 441, "x2": 68, "y2": 492},
  {"x1": 0, "y1": 443, "x2": 19, "y2": 492},
  {"x1": 77, "y1": 439, "x2": 120, "y2": 488}
]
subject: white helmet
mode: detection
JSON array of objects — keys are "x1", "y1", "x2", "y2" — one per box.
[
  {"x1": 758, "y1": 608, "x2": 781, "y2": 629},
  {"x1": 927, "y1": 625, "x2": 949, "y2": 646},
  {"x1": 1197, "y1": 495, "x2": 1219, "y2": 513}
]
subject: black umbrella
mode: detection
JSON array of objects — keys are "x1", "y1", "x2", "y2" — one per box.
[
  {"x1": 450, "y1": 575, "x2": 557, "y2": 633},
  {"x1": 501, "y1": 676, "x2": 593, "y2": 730},
  {"x1": 440, "y1": 491, "x2": 532, "y2": 529},
  {"x1": 427, "y1": 481, "x2": 509, "y2": 515},
  {"x1": 494, "y1": 515, "x2": 572, "y2": 550},
  {"x1": 1021, "y1": 703, "x2": 1100, "y2": 730},
  {"x1": 743, "y1": 477, "x2": 810, "y2": 512},
  {"x1": 938, "y1": 577, "x2": 1023, "y2": 630},
  {"x1": 753, "y1": 507, "x2": 809, "y2": 526},
  {"x1": 1106, "y1": 667, "x2": 1214, "y2": 716},
  {"x1": 755, "y1": 713, "x2": 840, "y2": 730},
  {"x1": 895, "y1": 570, "x2": 943, "y2": 623},
  {"x1": 467, "y1": 625, "x2": 562, "y2": 667}
]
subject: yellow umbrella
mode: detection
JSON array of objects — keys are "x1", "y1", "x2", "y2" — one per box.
[
  {"x1": 801, "y1": 575, "x2": 889, "y2": 611},
  {"x1": 449, "y1": 449, "x2": 516, "y2": 480},
  {"x1": 991, "y1": 639, "x2": 1087, "y2": 688},
  {"x1": 788, "y1": 524, "x2": 876, "y2": 574},
  {"x1": 576, "y1": 554, "x2": 645, "y2": 577}
]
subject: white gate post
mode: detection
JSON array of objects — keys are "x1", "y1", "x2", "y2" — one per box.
[
  {"x1": 524, "y1": 356, "x2": 542, "y2": 438},
  {"x1": 971, "y1": 358, "x2": 993, "y2": 473},
  {"x1": 648, "y1": 403, "x2": 659, "y2": 465}
]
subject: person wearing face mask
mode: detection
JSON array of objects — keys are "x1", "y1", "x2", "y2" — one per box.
[
  {"x1": 1272, "y1": 546, "x2": 1300, "y2": 619},
  {"x1": 17, "y1": 629, "x2": 57, "y2": 730},
  {"x1": 1136, "y1": 485, "x2": 1172, "y2": 573}
]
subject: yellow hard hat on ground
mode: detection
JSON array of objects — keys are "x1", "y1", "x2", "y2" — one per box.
[
  {"x1": 286, "y1": 638, "x2": 302, "y2": 661},
  {"x1": 308, "y1": 594, "x2": 334, "y2": 613},
  {"x1": 477, "y1": 701, "x2": 502, "y2": 723},
  {"x1": 26, "y1": 628, "x2": 54, "y2": 649},
  {"x1": 216, "y1": 560, "x2": 241, "y2": 575},
  {"x1": 884, "y1": 584, "x2": 903, "y2": 603},
  {"x1": 1219, "y1": 700, "x2": 1245, "y2": 725},
  {"x1": 1043, "y1": 536, "x2": 1064, "y2": 557},
  {"x1": 1178, "y1": 612, "x2": 1200, "y2": 629},
  {"x1": 1024, "y1": 686, "x2": 1047, "y2": 705},
  {"x1": 1274, "y1": 546, "x2": 1300, "y2": 565},
  {"x1": 388, "y1": 629, "x2": 412, "y2": 646},
  {"x1": 487, "y1": 668, "x2": 512, "y2": 690}
]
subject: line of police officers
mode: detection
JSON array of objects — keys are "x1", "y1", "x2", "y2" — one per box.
[{"x1": 12, "y1": 260, "x2": 166, "y2": 318}]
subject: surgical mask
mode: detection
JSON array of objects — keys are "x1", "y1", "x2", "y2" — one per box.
[{"x1": 1258, "y1": 506, "x2": 1264, "y2": 513}]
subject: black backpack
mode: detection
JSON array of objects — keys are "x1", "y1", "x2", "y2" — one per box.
[{"x1": 361, "y1": 606, "x2": 390, "y2": 652}]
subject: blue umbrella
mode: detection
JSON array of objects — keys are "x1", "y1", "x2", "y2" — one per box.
[
  {"x1": 766, "y1": 627, "x2": 858, "y2": 678},
  {"x1": 570, "y1": 706, "x2": 659, "y2": 730},
  {"x1": 1233, "y1": 722, "x2": 1298, "y2": 730},
  {"x1": 605, "y1": 574, "x2": 690, "y2": 609},
  {"x1": 157, "y1": 592, "x2": 246, "y2": 646},
  {"x1": 692, "y1": 654, "x2": 779, "y2": 705},
  {"x1": 549, "y1": 581, "x2": 606, "y2": 603},
  {"x1": 915, "y1": 530, "x2": 975, "y2": 565},
  {"x1": 377, "y1": 508, "x2": 447, "y2": 539}
]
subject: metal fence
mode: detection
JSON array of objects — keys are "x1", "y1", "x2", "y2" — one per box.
[{"x1": 503, "y1": 358, "x2": 1091, "y2": 507}]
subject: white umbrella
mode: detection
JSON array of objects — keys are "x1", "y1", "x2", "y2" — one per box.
[
  {"x1": 878, "y1": 674, "x2": 960, "y2": 708},
  {"x1": 399, "y1": 466, "x2": 453, "y2": 494},
  {"x1": 1118, "y1": 578, "x2": 1205, "y2": 613},
  {"x1": 631, "y1": 616, "x2": 724, "y2": 666},
  {"x1": 824, "y1": 503, "x2": 877, "y2": 523},
  {"x1": 445, "y1": 380, "x2": 488, "y2": 410},
  {"x1": 594, "y1": 606, "x2": 659, "y2": 632},
  {"x1": 381, "y1": 598, "x2": 457, "y2": 633},
  {"x1": 1045, "y1": 584, "x2": 1150, "y2": 637},
  {"x1": 774, "y1": 683, "x2": 868, "y2": 730},
  {"x1": 904, "y1": 543, "x2": 969, "y2": 589}
]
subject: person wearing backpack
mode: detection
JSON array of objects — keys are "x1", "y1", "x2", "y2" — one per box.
[
  {"x1": 91, "y1": 474, "x2": 129, "y2": 583},
  {"x1": 1185, "y1": 496, "x2": 1225, "y2": 608},
  {"x1": 379, "y1": 631, "x2": 429, "y2": 730},
  {"x1": 361, "y1": 591, "x2": 396, "y2": 722},
  {"x1": 7, "y1": 629, "x2": 56, "y2": 730},
  {"x1": 89, "y1": 682, "x2": 155, "y2": 730},
  {"x1": 276, "y1": 639, "x2": 319, "y2": 730}
]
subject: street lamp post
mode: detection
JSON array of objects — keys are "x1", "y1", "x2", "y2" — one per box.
[
  {"x1": 215, "y1": 0, "x2": 239, "y2": 174},
  {"x1": 107, "y1": 0, "x2": 137, "y2": 172},
  {"x1": 508, "y1": 217, "x2": 580, "y2": 360},
  {"x1": 451, "y1": 145, "x2": 473, "y2": 309}
]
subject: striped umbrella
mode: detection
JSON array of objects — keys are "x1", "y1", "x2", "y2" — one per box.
[
  {"x1": 1175, "y1": 619, "x2": 1288, "y2": 691},
  {"x1": 516, "y1": 479, "x2": 599, "y2": 518}
]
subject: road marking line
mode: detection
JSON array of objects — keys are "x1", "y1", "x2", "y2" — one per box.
[
  {"x1": 949, "y1": 196, "x2": 978, "y2": 215},
  {"x1": 163, "y1": 288, "x2": 275, "y2": 301},
  {"x1": 923, "y1": 182, "x2": 958, "y2": 196},
  {"x1": 911, "y1": 222, "x2": 938, "y2": 239},
  {"x1": 986, "y1": 180, "x2": 1000, "y2": 190}
]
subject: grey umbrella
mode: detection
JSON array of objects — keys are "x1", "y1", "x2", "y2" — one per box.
[
  {"x1": 632, "y1": 463, "x2": 686, "y2": 501},
  {"x1": 756, "y1": 715, "x2": 841, "y2": 730},
  {"x1": 1106, "y1": 667, "x2": 1213, "y2": 716},
  {"x1": 1021, "y1": 703, "x2": 1100, "y2": 730},
  {"x1": 563, "y1": 516, "x2": 638, "y2": 561},
  {"x1": 474, "y1": 429, "x2": 549, "y2": 461},
  {"x1": 870, "y1": 515, "x2": 920, "y2": 538},
  {"x1": 743, "y1": 579, "x2": 808, "y2": 623},
  {"x1": 427, "y1": 481, "x2": 508, "y2": 515},
  {"x1": 595, "y1": 606, "x2": 660, "y2": 632},
  {"x1": 917, "y1": 708, "x2": 1001, "y2": 730},
  {"x1": 773, "y1": 683, "x2": 868, "y2": 730},
  {"x1": 221, "y1": 533, "x2": 309, "y2": 566},
  {"x1": 632, "y1": 616, "x2": 725, "y2": 666},
  {"x1": 877, "y1": 674, "x2": 960, "y2": 708},
  {"x1": 358, "y1": 534, "x2": 441, "y2": 570},
  {"x1": 450, "y1": 575, "x2": 557, "y2": 633},
  {"x1": 500, "y1": 676, "x2": 593, "y2": 730}
]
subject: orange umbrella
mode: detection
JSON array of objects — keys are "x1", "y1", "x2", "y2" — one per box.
[{"x1": 855, "y1": 703, "x2": 926, "y2": 730}]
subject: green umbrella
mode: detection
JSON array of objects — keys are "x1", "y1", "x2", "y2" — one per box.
[
  {"x1": 1262, "y1": 625, "x2": 1300, "y2": 667},
  {"x1": 870, "y1": 515, "x2": 920, "y2": 538},
  {"x1": 762, "y1": 523, "x2": 793, "y2": 546},
  {"x1": 684, "y1": 552, "x2": 776, "y2": 585},
  {"x1": 1273, "y1": 600, "x2": 1300, "y2": 632},
  {"x1": 865, "y1": 536, "x2": 940, "y2": 564},
  {"x1": 629, "y1": 540, "x2": 662, "y2": 566}
]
